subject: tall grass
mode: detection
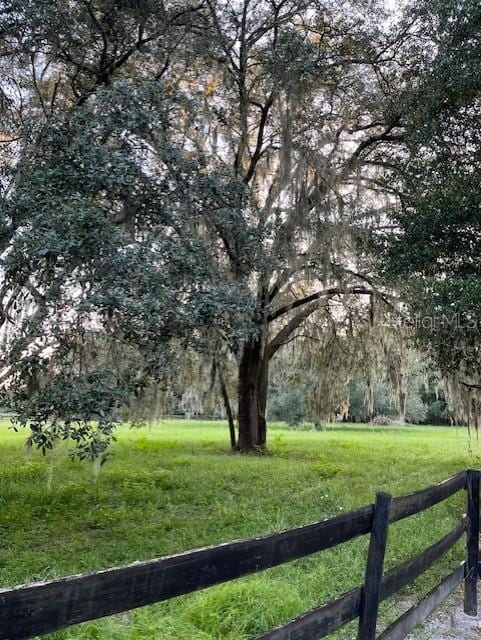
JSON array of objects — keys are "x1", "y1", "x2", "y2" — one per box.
[{"x1": 1, "y1": 420, "x2": 479, "y2": 639}]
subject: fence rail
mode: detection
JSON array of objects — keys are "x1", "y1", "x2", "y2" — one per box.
[{"x1": 0, "y1": 469, "x2": 477, "y2": 640}]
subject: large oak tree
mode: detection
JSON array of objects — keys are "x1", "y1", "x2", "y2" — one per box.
[{"x1": 0, "y1": 0, "x2": 415, "y2": 455}]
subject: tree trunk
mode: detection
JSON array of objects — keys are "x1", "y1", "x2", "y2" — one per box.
[
  {"x1": 217, "y1": 363, "x2": 237, "y2": 450},
  {"x1": 398, "y1": 389, "x2": 407, "y2": 424},
  {"x1": 237, "y1": 336, "x2": 269, "y2": 452}
]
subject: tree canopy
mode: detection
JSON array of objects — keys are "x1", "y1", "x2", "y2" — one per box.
[
  {"x1": 2, "y1": 0, "x2": 472, "y2": 456},
  {"x1": 381, "y1": 0, "x2": 481, "y2": 428}
]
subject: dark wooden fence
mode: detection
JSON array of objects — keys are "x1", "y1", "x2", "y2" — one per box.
[{"x1": 0, "y1": 469, "x2": 478, "y2": 640}]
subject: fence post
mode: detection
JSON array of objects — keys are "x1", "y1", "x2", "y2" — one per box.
[
  {"x1": 358, "y1": 492, "x2": 392, "y2": 640},
  {"x1": 464, "y1": 468, "x2": 480, "y2": 616}
]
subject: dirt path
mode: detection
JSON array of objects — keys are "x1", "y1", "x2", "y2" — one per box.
[{"x1": 406, "y1": 589, "x2": 481, "y2": 640}]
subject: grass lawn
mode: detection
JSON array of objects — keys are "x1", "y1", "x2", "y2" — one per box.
[{"x1": 1, "y1": 420, "x2": 480, "y2": 639}]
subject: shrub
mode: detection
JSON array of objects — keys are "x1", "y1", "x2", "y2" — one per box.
[
  {"x1": 371, "y1": 414, "x2": 394, "y2": 426},
  {"x1": 268, "y1": 387, "x2": 305, "y2": 426},
  {"x1": 405, "y1": 394, "x2": 428, "y2": 424}
]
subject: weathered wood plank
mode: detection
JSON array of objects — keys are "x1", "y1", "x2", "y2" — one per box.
[
  {"x1": 381, "y1": 518, "x2": 465, "y2": 600},
  {"x1": 464, "y1": 469, "x2": 480, "y2": 615},
  {"x1": 390, "y1": 471, "x2": 466, "y2": 522},
  {"x1": 253, "y1": 586, "x2": 362, "y2": 640},
  {"x1": 377, "y1": 564, "x2": 465, "y2": 640},
  {"x1": 358, "y1": 493, "x2": 392, "y2": 640},
  {"x1": 0, "y1": 504, "x2": 374, "y2": 640}
]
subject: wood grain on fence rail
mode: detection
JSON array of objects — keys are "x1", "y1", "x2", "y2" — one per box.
[{"x1": 390, "y1": 471, "x2": 466, "y2": 522}]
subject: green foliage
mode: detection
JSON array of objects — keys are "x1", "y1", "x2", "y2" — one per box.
[
  {"x1": 425, "y1": 400, "x2": 450, "y2": 426},
  {"x1": 349, "y1": 378, "x2": 436, "y2": 424},
  {"x1": 268, "y1": 385, "x2": 306, "y2": 426},
  {"x1": 267, "y1": 373, "x2": 442, "y2": 426},
  {"x1": 381, "y1": 0, "x2": 481, "y2": 398},
  {"x1": 405, "y1": 394, "x2": 427, "y2": 425},
  {"x1": 346, "y1": 378, "x2": 366, "y2": 422},
  {"x1": 1, "y1": 79, "x2": 258, "y2": 456}
]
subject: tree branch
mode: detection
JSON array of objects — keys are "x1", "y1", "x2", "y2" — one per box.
[
  {"x1": 268, "y1": 285, "x2": 373, "y2": 323},
  {"x1": 266, "y1": 300, "x2": 328, "y2": 360},
  {"x1": 460, "y1": 381, "x2": 481, "y2": 391},
  {"x1": 243, "y1": 91, "x2": 275, "y2": 184}
]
